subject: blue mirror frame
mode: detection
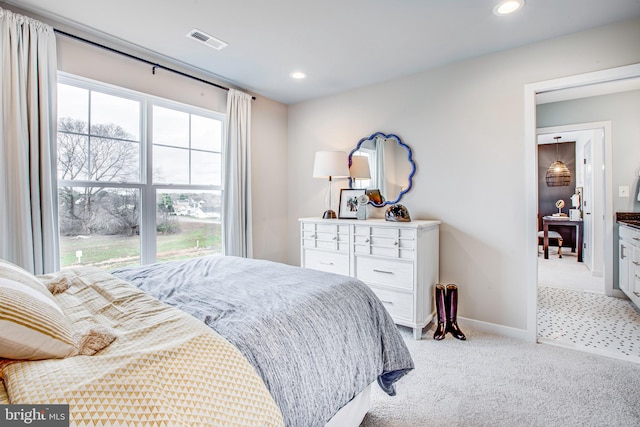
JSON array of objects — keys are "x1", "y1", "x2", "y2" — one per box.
[{"x1": 348, "y1": 132, "x2": 416, "y2": 207}]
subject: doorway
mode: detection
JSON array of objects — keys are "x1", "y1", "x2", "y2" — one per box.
[
  {"x1": 524, "y1": 63, "x2": 640, "y2": 345},
  {"x1": 534, "y1": 125, "x2": 626, "y2": 358},
  {"x1": 536, "y1": 124, "x2": 608, "y2": 294}
]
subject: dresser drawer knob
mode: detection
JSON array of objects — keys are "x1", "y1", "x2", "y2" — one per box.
[
  {"x1": 320, "y1": 262, "x2": 334, "y2": 266},
  {"x1": 364, "y1": 238, "x2": 370, "y2": 243},
  {"x1": 332, "y1": 236, "x2": 337, "y2": 240},
  {"x1": 373, "y1": 269, "x2": 394, "y2": 274},
  {"x1": 380, "y1": 300, "x2": 394, "y2": 305},
  {"x1": 394, "y1": 241, "x2": 399, "y2": 246},
  {"x1": 311, "y1": 233, "x2": 317, "y2": 238},
  {"x1": 633, "y1": 261, "x2": 640, "y2": 266}
]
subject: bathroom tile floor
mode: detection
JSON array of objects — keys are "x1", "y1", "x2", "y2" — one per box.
[{"x1": 537, "y1": 248, "x2": 640, "y2": 363}]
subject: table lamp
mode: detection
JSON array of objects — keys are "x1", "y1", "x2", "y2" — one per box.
[{"x1": 313, "y1": 151, "x2": 349, "y2": 219}]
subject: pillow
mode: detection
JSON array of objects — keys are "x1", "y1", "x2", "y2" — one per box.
[{"x1": 0, "y1": 259, "x2": 77, "y2": 360}]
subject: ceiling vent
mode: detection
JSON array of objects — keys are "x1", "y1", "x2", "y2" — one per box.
[{"x1": 186, "y1": 29, "x2": 228, "y2": 51}]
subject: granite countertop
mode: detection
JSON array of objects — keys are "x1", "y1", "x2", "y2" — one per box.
[{"x1": 616, "y1": 212, "x2": 640, "y2": 230}]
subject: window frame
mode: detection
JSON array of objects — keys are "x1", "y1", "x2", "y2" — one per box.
[{"x1": 56, "y1": 72, "x2": 226, "y2": 266}]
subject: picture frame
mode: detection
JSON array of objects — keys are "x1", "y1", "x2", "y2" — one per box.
[
  {"x1": 366, "y1": 189, "x2": 384, "y2": 205},
  {"x1": 574, "y1": 187, "x2": 584, "y2": 211},
  {"x1": 339, "y1": 189, "x2": 365, "y2": 219}
]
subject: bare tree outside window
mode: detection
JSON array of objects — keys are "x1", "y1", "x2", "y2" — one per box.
[{"x1": 57, "y1": 117, "x2": 139, "y2": 236}]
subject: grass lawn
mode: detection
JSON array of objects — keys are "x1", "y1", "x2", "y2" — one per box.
[{"x1": 60, "y1": 218, "x2": 222, "y2": 270}]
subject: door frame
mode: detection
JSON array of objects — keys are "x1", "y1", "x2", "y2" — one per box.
[{"x1": 524, "y1": 63, "x2": 640, "y2": 342}]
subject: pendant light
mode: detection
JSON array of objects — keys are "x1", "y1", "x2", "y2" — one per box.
[{"x1": 545, "y1": 136, "x2": 571, "y2": 187}]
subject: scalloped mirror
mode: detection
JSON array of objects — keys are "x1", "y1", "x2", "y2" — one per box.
[{"x1": 348, "y1": 132, "x2": 415, "y2": 207}]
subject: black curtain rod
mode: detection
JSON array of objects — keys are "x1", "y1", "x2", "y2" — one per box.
[{"x1": 54, "y1": 29, "x2": 255, "y2": 100}]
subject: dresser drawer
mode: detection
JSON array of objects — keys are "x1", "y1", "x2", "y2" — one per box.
[
  {"x1": 303, "y1": 249, "x2": 349, "y2": 276},
  {"x1": 356, "y1": 256, "x2": 413, "y2": 290},
  {"x1": 354, "y1": 226, "x2": 416, "y2": 238},
  {"x1": 301, "y1": 223, "x2": 349, "y2": 252},
  {"x1": 302, "y1": 222, "x2": 349, "y2": 234},
  {"x1": 353, "y1": 226, "x2": 416, "y2": 259},
  {"x1": 368, "y1": 286, "x2": 413, "y2": 322}
]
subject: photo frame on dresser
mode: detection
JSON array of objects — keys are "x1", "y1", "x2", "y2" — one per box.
[{"x1": 338, "y1": 189, "x2": 365, "y2": 219}]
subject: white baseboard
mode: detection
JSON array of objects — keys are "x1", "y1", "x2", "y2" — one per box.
[{"x1": 457, "y1": 317, "x2": 530, "y2": 341}]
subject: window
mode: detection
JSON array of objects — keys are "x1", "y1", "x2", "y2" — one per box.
[{"x1": 56, "y1": 74, "x2": 224, "y2": 270}]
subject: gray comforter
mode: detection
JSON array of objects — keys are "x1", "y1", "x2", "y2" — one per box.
[{"x1": 112, "y1": 255, "x2": 413, "y2": 427}]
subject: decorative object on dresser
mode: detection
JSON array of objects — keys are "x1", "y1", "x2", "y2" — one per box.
[
  {"x1": 299, "y1": 217, "x2": 440, "y2": 339},
  {"x1": 312, "y1": 151, "x2": 350, "y2": 219},
  {"x1": 348, "y1": 132, "x2": 416, "y2": 207},
  {"x1": 385, "y1": 204, "x2": 411, "y2": 222},
  {"x1": 356, "y1": 194, "x2": 370, "y2": 220},
  {"x1": 338, "y1": 188, "x2": 365, "y2": 219},
  {"x1": 366, "y1": 188, "x2": 384, "y2": 205}
]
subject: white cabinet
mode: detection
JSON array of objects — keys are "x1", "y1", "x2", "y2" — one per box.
[
  {"x1": 619, "y1": 224, "x2": 640, "y2": 309},
  {"x1": 300, "y1": 218, "x2": 440, "y2": 339}
]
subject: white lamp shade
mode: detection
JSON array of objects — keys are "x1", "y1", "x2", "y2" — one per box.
[
  {"x1": 313, "y1": 151, "x2": 349, "y2": 179},
  {"x1": 349, "y1": 156, "x2": 371, "y2": 180}
]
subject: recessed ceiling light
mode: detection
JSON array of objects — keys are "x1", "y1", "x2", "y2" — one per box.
[
  {"x1": 289, "y1": 71, "x2": 307, "y2": 79},
  {"x1": 493, "y1": 0, "x2": 525, "y2": 15}
]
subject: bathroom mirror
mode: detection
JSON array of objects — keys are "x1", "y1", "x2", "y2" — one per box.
[{"x1": 348, "y1": 132, "x2": 415, "y2": 207}]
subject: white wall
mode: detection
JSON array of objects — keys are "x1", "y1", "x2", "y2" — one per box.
[{"x1": 288, "y1": 18, "x2": 640, "y2": 333}]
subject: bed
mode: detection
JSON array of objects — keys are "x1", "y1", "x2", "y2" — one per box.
[
  {"x1": 1, "y1": 255, "x2": 413, "y2": 426},
  {"x1": 111, "y1": 255, "x2": 414, "y2": 426}
]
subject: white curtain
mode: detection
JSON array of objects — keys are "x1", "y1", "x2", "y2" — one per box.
[
  {"x1": 375, "y1": 136, "x2": 387, "y2": 198},
  {"x1": 0, "y1": 7, "x2": 59, "y2": 274},
  {"x1": 222, "y1": 88, "x2": 253, "y2": 258}
]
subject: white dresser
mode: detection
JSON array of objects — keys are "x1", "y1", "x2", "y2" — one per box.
[{"x1": 299, "y1": 217, "x2": 440, "y2": 339}]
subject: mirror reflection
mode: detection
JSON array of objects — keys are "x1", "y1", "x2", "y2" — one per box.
[{"x1": 348, "y1": 132, "x2": 415, "y2": 207}]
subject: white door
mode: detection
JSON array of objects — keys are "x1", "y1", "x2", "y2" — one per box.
[{"x1": 583, "y1": 141, "x2": 593, "y2": 270}]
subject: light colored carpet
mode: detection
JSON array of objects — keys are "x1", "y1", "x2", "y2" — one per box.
[{"x1": 360, "y1": 324, "x2": 640, "y2": 427}]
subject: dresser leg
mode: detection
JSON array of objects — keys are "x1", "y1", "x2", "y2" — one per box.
[{"x1": 413, "y1": 327, "x2": 422, "y2": 340}]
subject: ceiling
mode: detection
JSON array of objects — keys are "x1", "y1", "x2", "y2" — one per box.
[{"x1": 5, "y1": 0, "x2": 640, "y2": 104}]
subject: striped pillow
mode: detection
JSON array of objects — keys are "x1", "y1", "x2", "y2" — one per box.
[{"x1": 0, "y1": 259, "x2": 77, "y2": 360}]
